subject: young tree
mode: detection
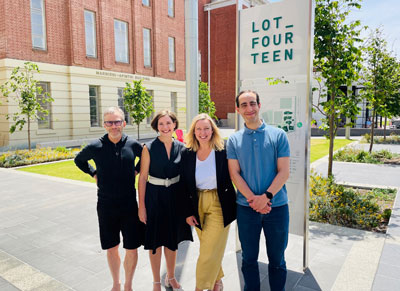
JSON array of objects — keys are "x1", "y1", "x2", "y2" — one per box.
[
  {"x1": 198, "y1": 81, "x2": 217, "y2": 120},
  {"x1": 0, "y1": 62, "x2": 53, "y2": 150},
  {"x1": 313, "y1": 0, "x2": 364, "y2": 177},
  {"x1": 362, "y1": 29, "x2": 400, "y2": 151},
  {"x1": 123, "y1": 80, "x2": 154, "y2": 139}
]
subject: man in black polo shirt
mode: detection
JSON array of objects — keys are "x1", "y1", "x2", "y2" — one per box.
[{"x1": 75, "y1": 107, "x2": 144, "y2": 291}]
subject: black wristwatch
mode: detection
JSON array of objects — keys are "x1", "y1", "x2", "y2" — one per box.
[{"x1": 265, "y1": 191, "x2": 274, "y2": 200}]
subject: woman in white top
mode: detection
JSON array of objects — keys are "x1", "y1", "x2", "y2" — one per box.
[{"x1": 180, "y1": 113, "x2": 236, "y2": 291}]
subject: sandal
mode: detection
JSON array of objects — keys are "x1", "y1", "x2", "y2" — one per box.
[
  {"x1": 164, "y1": 275, "x2": 184, "y2": 291},
  {"x1": 153, "y1": 281, "x2": 161, "y2": 291},
  {"x1": 213, "y1": 280, "x2": 223, "y2": 291}
]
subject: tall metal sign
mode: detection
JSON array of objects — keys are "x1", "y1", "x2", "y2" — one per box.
[{"x1": 238, "y1": 0, "x2": 314, "y2": 269}]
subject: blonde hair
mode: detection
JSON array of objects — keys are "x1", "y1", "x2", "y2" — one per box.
[{"x1": 185, "y1": 113, "x2": 224, "y2": 151}]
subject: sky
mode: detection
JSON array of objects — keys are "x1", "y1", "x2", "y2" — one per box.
[
  {"x1": 346, "y1": 0, "x2": 400, "y2": 58},
  {"x1": 268, "y1": 0, "x2": 400, "y2": 58}
]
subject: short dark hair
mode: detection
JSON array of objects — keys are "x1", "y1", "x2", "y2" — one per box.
[
  {"x1": 236, "y1": 90, "x2": 260, "y2": 107},
  {"x1": 150, "y1": 110, "x2": 179, "y2": 132}
]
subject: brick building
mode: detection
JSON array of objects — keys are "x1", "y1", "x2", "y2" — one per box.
[
  {"x1": 198, "y1": 0, "x2": 265, "y2": 126},
  {"x1": 0, "y1": 0, "x2": 186, "y2": 148},
  {"x1": 0, "y1": 0, "x2": 266, "y2": 148}
]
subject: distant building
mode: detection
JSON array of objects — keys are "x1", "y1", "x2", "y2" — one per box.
[{"x1": 198, "y1": 0, "x2": 266, "y2": 126}]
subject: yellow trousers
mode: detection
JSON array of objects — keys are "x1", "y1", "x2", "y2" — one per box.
[{"x1": 195, "y1": 189, "x2": 230, "y2": 290}]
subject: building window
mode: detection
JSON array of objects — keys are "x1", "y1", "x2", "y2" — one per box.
[
  {"x1": 114, "y1": 19, "x2": 129, "y2": 63},
  {"x1": 171, "y1": 92, "x2": 177, "y2": 113},
  {"x1": 142, "y1": 0, "x2": 150, "y2": 6},
  {"x1": 84, "y1": 10, "x2": 97, "y2": 58},
  {"x1": 168, "y1": 0, "x2": 174, "y2": 17},
  {"x1": 37, "y1": 82, "x2": 51, "y2": 129},
  {"x1": 143, "y1": 28, "x2": 152, "y2": 67},
  {"x1": 118, "y1": 88, "x2": 130, "y2": 124},
  {"x1": 168, "y1": 37, "x2": 175, "y2": 72},
  {"x1": 146, "y1": 90, "x2": 154, "y2": 124},
  {"x1": 89, "y1": 86, "x2": 100, "y2": 127},
  {"x1": 30, "y1": 0, "x2": 47, "y2": 50}
]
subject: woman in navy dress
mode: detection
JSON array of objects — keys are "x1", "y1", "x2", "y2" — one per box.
[{"x1": 138, "y1": 110, "x2": 192, "y2": 291}]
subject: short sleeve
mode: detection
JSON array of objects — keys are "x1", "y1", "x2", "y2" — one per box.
[
  {"x1": 277, "y1": 131, "x2": 290, "y2": 158},
  {"x1": 226, "y1": 136, "x2": 237, "y2": 160}
]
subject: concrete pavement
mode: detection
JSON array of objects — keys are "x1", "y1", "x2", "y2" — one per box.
[{"x1": 1, "y1": 136, "x2": 400, "y2": 290}]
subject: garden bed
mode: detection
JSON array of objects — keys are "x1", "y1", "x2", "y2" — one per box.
[
  {"x1": 0, "y1": 147, "x2": 79, "y2": 168},
  {"x1": 333, "y1": 147, "x2": 400, "y2": 164},
  {"x1": 309, "y1": 173, "x2": 396, "y2": 233}
]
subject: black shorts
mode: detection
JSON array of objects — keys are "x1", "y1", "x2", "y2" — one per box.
[{"x1": 97, "y1": 207, "x2": 145, "y2": 250}]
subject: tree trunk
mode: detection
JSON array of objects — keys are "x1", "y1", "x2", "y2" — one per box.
[
  {"x1": 137, "y1": 123, "x2": 140, "y2": 140},
  {"x1": 384, "y1": 116, "x2": 387, "y2": 140},
  {"x1": 27, "y1": 117, "x2": 31, "y2": 151},
  {"x1": 369, "y1": 109, "x2": 376, "y2": 153},
  {"x1": 328, "y1": 109, "x2": 335, "y2": 178}
]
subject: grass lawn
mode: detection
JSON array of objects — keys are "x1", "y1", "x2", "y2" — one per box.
[
  {"x1": 17, "y1": 160, "x2": 96, "y2": 183},
  {"x1": 310, "y1": 138, "x2": 354, "y2": 163},
  {"x1": 17, "y1": 139, "x2": 353, "y2": 182}
]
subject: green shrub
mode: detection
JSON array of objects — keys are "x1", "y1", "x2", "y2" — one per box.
[
  {"x1": 333, "y1": 147, "x2": 399, "y2": 164},
  {"x1": 309, "y1": 173, "x2": 395, "y2": 231},
  {"x1": 361, "y1": 133, "x2": 400, "y2": 144},
  {"x1": 54, "y1": 146, "x2": 69, "y2": 153}
]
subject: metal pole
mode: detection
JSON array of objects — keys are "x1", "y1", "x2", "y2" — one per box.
[
  {"x1": 235, "y1": 0, "x2": 240, "y2": 132},
  {"x1": 303, "y1": 0, "x2": 315, "y2": 272},
  {"x1": 185, "y1": 0, "x2": 199, "y2": 130}
]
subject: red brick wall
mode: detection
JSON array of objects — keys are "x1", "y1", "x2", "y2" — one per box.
[
  {"x1": 0, "y1": 1, "x2": 6, "y2": 59},
  {"x1": 1, "y1": 0, "x2": 185, "y2": 80},
  {"x1": 210, "y1": 5, "x2": 237, "y2": 119},
  {"x1": 4, "y1": 0, "x2": 71, "y2": 65}
]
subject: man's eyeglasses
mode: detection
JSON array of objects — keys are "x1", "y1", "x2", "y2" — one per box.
[{"x1": 104, "y1": 120, "x2": 123, "y2": 127}]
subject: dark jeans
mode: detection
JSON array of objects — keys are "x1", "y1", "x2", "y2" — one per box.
[{"x1": 237, "y1": 204, "x2": 289, "y2": 291}]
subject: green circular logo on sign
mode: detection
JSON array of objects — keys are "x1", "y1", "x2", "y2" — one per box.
[{"x1": 297, "y1": 122, "x2": 302, "y2": 128}]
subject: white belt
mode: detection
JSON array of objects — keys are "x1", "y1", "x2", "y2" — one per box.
[{"x1": 148, "y1": 175, "x2": 180, "y2": 187}]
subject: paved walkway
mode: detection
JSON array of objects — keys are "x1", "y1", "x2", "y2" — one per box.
[
  {"x1": 0, "y1": 136, "x2": 399, "y2": 290},
  {"x1": 312, "y1": 143, "x2": 400, "y2": 291}
]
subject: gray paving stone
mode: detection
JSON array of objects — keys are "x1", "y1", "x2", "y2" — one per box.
[
  {"x1": 375, "y1": 261, "x2": 400, "y2": 280},
  {"x1": 293, "y1": 285, "x2": 321, "y2": 291},
  {"x1": 295, "y1": 269, "x2": 322, "y2": 291},
  {"x1": 54, "y1": 267, "x2": 95, "y2": 286},
  {"x1": 372, "y1": 274, "x2": 400, "y2": 291},
  {"x1": 0, "y1": 283, "x2": 21, "y2": 291},
  {"x1": 379, "y1": 242, "x2": 400, "y2": 266},
  {"x1": 72, "y1": 273, "x2": 112, "y2": 291},
  {"x1": 30, "y1": 279, "x2": 73, "y2": 291}
]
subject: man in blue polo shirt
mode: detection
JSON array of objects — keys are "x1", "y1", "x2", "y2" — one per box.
[{"x1": 227, "y1": 90, "x2": 290, "y2": 291}]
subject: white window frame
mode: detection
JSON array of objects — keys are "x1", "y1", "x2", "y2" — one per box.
[
  {"x1": 37, "y1": 82, "x2": 51, "y2": 129},
  {"x1": 143, "y1": 28, "x2": 152, "y2": 67},
  {"x1": 84, "y1": 10, "x2": 97, "y2": 58},
  {"x1": 168, "y1": 37, "x2": 176, "y2": 72},
  {"x1": 118, "y1": 88, "x2": 131, "y2": 124},
  {"x1": 142, "y1": 0, "x2": 150, "y2": 6},
  {"x1": 114, "y1": 19, "x2": 129, "y2": 63},
  {"x1": 168, "y1": 0, "x2": 174, "y2": 17},
  {"x1": 171, "y1": 92, "x2": 177, "y2": 113},
  {"x1": 89, "y1": 86, "x2": 100, "y2": 127},
  {"x1": 146, "y1": 90, "x2": 154, "y2": 124},
  {"x1": 30, "y1": 0, "x2": 47, "y2": 50}
]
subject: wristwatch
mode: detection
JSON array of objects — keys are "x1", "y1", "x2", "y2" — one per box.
[{"x1": 265, "y1": 191, "x2": 274, "y2": 200}]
